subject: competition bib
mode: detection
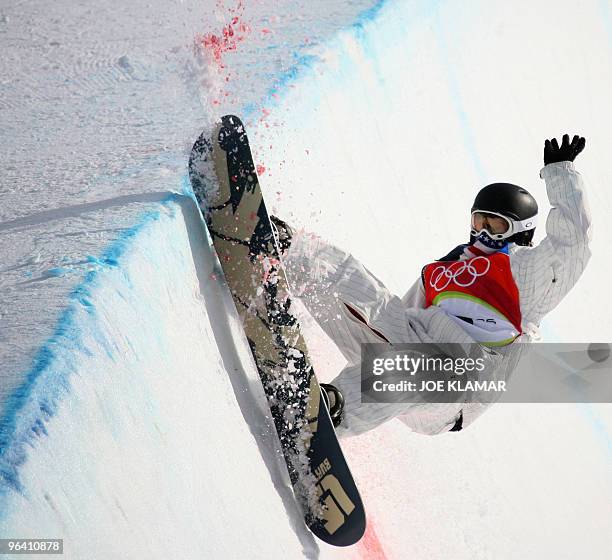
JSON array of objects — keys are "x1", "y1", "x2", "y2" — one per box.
[{"x1": 422, "y1": 251, "x2": 522, "y2": 346}]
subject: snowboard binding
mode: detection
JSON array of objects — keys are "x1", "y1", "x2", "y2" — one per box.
[
  {"x1": 270, "y1": 214, "x2": 293, "y2": 258},
  {"x1": 321, "y1": 383, "x2": 345, "y2": 428}
]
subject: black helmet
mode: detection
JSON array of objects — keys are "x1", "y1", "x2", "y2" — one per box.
[{"x1": 471, "y1": 183, "x2": 538, "y2": 246}]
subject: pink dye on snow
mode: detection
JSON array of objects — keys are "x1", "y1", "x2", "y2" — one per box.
[
  {"x1": 199, "y1": 21, "x2": 251, "y2": 66},
  {"x1": 358, "y1": 519, "x2": 388, "y2": 560},
  {"x1": 197, "y1": 1, "x2": 251, "y2": 67}
]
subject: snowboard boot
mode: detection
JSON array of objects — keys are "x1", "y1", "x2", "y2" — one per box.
[
  {"x1": 320, "y1": 383, "x2": 345, "y2": 428},
  {"x1": 270, "y1": 215, "x2": 293, "y2": 257}
]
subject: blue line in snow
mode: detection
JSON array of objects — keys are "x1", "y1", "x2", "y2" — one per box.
[
  {"x1": 243, "y1": 0, "x2": 392, "y2": 119},
  {"x1": 539, "y1": 323, "x2": 612, "y2": 460},
  {"x1": 431, "y1": 5, "x2": 486, "y2": 183},
  {"x1": 243, "y1": 53, "x2": 321, "y2": 120},
  {"x1": 0, "y1": 194, "x2": 180, "y2": 503},
  {"x1": 351, "y1": 0, "x2": 387, "y2": 30},
  {"x1": 578, "y1": 402, "x2": 612, "y2": 459}
]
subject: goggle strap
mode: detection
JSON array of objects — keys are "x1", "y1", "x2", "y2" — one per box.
[{"x1": 513, "y1": 215, "x2": 538, "y2": 233}]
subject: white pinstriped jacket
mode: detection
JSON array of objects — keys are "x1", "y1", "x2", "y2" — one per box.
[
  {"x1": 402, "y1": 161, "x2": 592, "y2": 340},
  {"x1": 398, "y1": 161, "x2": 592, "y2": 431}
]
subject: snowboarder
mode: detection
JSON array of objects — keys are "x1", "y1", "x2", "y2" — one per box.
[{"x1": 274, "y1": 134, "x2": 591, "y2": 436}]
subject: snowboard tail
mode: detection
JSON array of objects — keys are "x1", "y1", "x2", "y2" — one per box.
[{"x1": 188, "y1": 115, "x2": 365, "y2": 546}]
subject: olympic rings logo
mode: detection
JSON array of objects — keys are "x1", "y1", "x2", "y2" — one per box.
[{"x1": 429, "y1": 257, "x2": 491, "y2": 291}]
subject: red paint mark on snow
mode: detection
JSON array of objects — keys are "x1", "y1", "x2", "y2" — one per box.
[
  {"x1": 358, "y1": 519, "x2": 388, "y2": 560},
  {"x1": 196, "y1": 1, "x2": 250, "y2": 67},
  {"x1": 256, "y1": 164, "x2": 266, "y2": 176},
  {"x1": 199, "y1": 21, "x2": 250, "y2": 66}
]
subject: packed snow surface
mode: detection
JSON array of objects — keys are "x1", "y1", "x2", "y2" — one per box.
[{"x1": 1, "y1": 0, "x2": 611, "y2": 558}]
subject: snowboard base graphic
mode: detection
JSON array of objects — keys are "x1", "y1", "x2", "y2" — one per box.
[{"x1": 188, "y1": 115, "x2": 365, "y2": 546}]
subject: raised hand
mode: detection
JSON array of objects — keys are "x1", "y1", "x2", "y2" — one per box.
[{"x1": 544, "y1": 134, "x2": 586, "y2": 165}]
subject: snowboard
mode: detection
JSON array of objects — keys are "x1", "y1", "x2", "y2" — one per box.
[{"x1": 188, "y1": 115, "x2": 365, "y2": 546}]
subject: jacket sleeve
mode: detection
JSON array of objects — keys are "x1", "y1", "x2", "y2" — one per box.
[
  {"x1": 401, "y1": 276, "x2": 426, "y2": 308},
  {"x1": 510, "y1": 161, "x2": 592, "y2": 322}
]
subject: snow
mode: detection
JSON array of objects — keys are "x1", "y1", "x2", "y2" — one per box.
[{"x1": 1, "y1": 0, "x2": 611, "y2": 559}]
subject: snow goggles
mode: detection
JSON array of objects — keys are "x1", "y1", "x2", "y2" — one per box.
[{"x1": 470, "y1": 210, "x2": 537, "y2": 241}]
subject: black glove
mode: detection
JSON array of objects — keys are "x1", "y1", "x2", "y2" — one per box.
[{"x1": 544, "y1": 134, "x2": 586, "y2": 165}]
